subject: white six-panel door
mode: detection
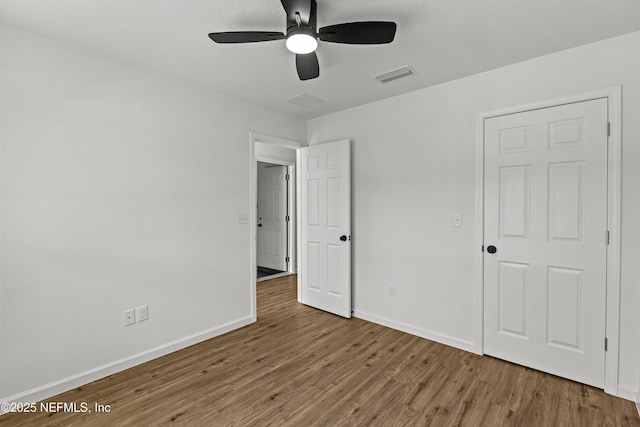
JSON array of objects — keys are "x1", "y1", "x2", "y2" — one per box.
[
  {"x1": 257, "y1": 165, "x2": 288, "y2": 271},
  {"x1": 483, "y1": 98, "x2": 608, "y2": 388},
  {"x1": 299, "y1": 140, "x2": 351, "y2": 318}
]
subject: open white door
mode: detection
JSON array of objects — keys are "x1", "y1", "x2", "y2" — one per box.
[
  {"x1": 299, "y1": 140, "x2": 351, "y2": 318},
  {"x1": 257, "y1": 165, "x2": 288, "y2": 271}
]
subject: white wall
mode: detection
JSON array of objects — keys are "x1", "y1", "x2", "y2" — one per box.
[
  {"x1": 0, "y1": 25, "x2": 306, "y2": 400},
  {"x1": 308, "y1": 31, "x2": 640, "y2": 399}
]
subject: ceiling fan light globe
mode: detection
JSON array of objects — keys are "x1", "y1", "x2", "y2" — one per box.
[{"x1": 286, "y1": 33, "x2": 318, "y2": 54}]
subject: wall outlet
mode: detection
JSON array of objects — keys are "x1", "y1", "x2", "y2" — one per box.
[
  {"x1": 123, "y1": 309, "x2": 136, "y2": 327},
  {"x1": 238, "y1": 212, "x2": 249, "y2": 224},
  {"x1": 452, "y1": 213, "x2": 463, "y2": 228},
  {"x1": 388, "y1": 284, "x2": 396, "y2": 297},
  {"x1": 137, "y1": 305, "x2": 149, "y2": 322}
]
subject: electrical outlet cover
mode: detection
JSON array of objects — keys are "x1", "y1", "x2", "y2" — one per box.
[{"x1": 123, "y1": 309, "x2": 136, "y2": 326}]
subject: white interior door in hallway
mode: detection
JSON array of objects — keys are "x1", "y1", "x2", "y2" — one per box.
[
  {"x1": 257, "y1": 164, "x2": 288, "y2": 272},
  {"x1": 483, "y1": 98, "x2": 609, "y2": 388},
  {"x1": 299, "y1": 140, "x2": 351, "y2": 318}
]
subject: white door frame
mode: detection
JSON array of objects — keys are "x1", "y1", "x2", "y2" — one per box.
[
  {"x1": 249, "y1": 132, "x2": 306, "y2": 321},
  {"x1": 474, "y1": 86, "x2": 622, "y2": 396}
]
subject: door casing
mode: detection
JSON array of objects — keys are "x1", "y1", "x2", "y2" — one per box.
[{"x1": 474, "y1": 86, "x2": 622, "y2": 396}]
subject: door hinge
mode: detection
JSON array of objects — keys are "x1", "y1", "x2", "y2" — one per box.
[
  {"x1": 604, "y1": 337, "x2": 608, "y2": 351},
  {"x1": 481, "y1": 245, "x2": 484, "y2": 252},
  {"x1": 286, "y1": 215, "x2": 290, "y2": 222},
  {"x1": 286, "y1": 174, "x2": 290, "y2": 181},
  {"x1": 606, "y1": 230, "x2": 610, "y2": 245},
  {"x1": 285, "y1": 256, "x2": 290, "y2": 263},
  {"x1": 607, "y1": 122, "x2": 611, "y2": 137}
]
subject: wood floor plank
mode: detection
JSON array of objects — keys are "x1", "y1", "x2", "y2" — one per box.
[{"x1": 1, "y1": 274, "x2": 638, "y2": 426}]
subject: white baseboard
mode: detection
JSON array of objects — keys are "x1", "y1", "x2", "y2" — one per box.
[
  {"x1": 256, "y1": 272, "x2": 292, "y2": 282},
  {"x1": 609, "y1": 385, "x2": 637, "y2": 403},
  {"x1": 353, "y1": 310, "x2": 477, "y2": 354},
  {"x1": 610, "y1": 385, "x2": 640, "y2": 414},
  {"x1": 0, "y1": 316, "x2": 253, "y2": 413}
]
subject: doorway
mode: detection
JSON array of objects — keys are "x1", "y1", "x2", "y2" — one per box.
[
  {"x1": 257, "y1": 162, "x2": 290, "y2": 281},
  {"x1": 249, "y1": 133, "x2": 305, "y2": 321}
]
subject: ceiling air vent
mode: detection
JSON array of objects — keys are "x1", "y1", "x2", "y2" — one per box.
[
  {"x1": 286, "y1": 93, "x2": 324, "y2": 108},
  {"x1": 374, "y1": 65, "x2": 417, "y2": 84}
]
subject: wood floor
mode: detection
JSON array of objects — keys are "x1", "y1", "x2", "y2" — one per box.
[{"x1": 1, "y1": 275, "x2": 638, "y2": 426}]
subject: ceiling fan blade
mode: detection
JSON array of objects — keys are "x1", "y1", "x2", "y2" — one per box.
[
  {"x1": 208, "y1": 31, "x2": 285, "y2": 43},
  {"x1": 281, "y1": 0, "x2": 313, "y2": 27},
  {"x1": 296, "y1": 52, "x2": 319, "y2": 80},
  {"x1": 318, "y1": 22, "x2": 397, "y2": 44}
]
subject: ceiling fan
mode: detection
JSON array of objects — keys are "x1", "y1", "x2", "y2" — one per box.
[{"x1": 208, "y1": 0, "x2": 397, "y2": 81}]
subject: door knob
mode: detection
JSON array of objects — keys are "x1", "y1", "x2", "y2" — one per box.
[
  {"x1": 487, "y1": 245, "x2": 497, "y2": 254},
  {"x1": 339, "y1": 235, "x2": 348, "y2": 241}
]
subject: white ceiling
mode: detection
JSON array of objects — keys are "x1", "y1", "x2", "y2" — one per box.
[{"x1": 2, "y1": 0, "x2": 640, "y2": 119}]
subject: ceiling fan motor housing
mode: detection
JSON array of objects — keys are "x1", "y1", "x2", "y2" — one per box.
[{"x1": 286, "y1": 26, "x2": 318, "y2": 54}]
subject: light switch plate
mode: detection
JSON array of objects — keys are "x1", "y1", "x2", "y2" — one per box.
[
  {"x1": 137, "y1": 305, "x2": 149, "y2": 322},
  {"x1": 453, "y1": 213, "x2": 463, "y2": 228}
]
